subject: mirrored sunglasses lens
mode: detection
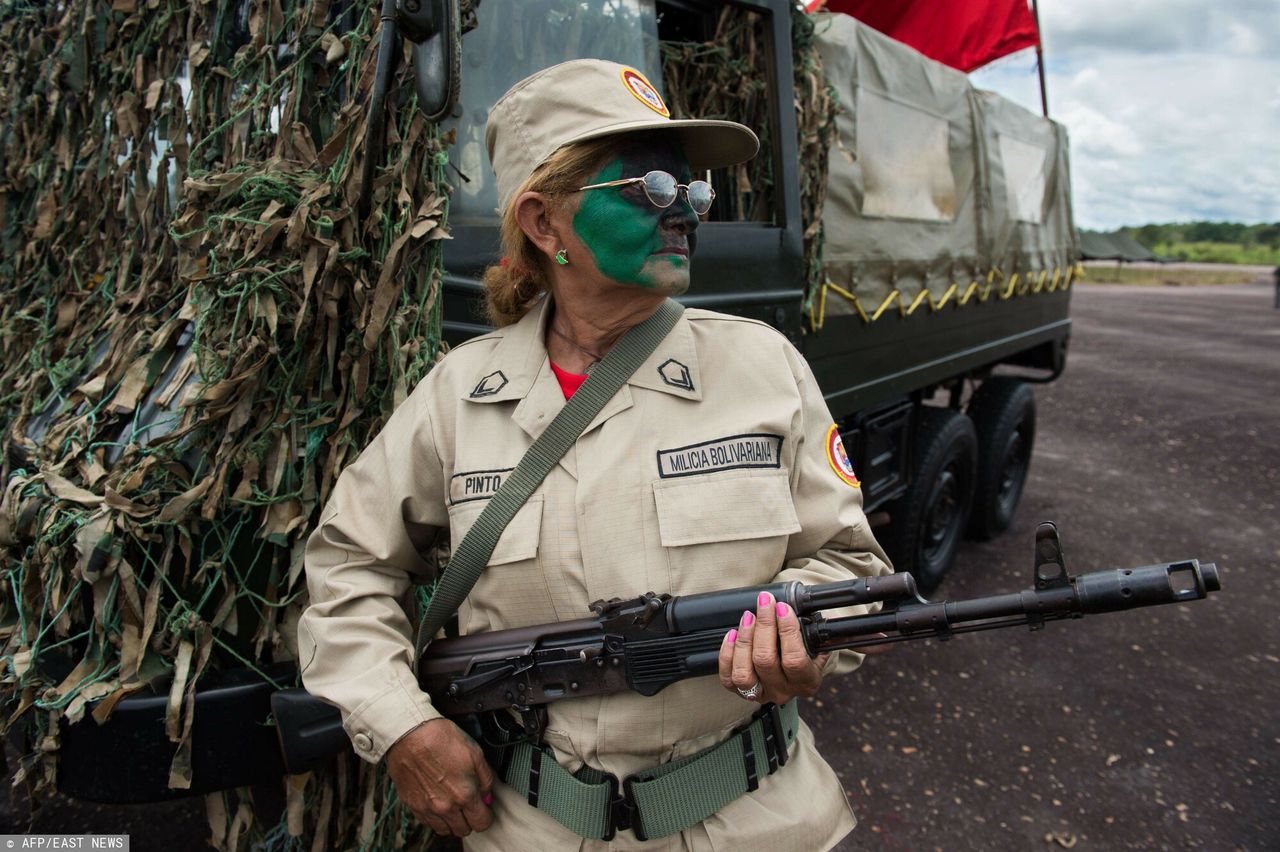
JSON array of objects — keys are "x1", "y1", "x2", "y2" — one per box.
[
  {"x1": 642, "y1": 171, "x2": 678, "y2": 207},
  {"x1": 687, "y1": 181, "x2": 714, "y2": 214}
]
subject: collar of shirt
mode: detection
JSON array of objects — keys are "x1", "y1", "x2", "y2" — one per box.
[{"x1": 460, "y1": 295, "x2": 703, "y2": 407}]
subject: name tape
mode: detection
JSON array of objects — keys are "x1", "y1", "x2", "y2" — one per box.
[
  {"x1": 449, "y1": 468, "x2": 514, "y2": 505},
  {"x1": 657, "y1": 433, "x2": 783, "y2": 479}
]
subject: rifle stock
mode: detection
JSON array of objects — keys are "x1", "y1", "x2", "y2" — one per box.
[{"x1": 271, "y1": 523, "x2": 1220, "y2": 774}]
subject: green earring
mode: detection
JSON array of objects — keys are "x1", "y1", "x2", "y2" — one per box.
[{"x1": 555, "y1": 249, "x2": 568, "y2": 266}]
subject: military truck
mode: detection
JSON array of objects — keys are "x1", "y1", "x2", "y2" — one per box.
[
  {"x1": 0, "y1": 0, "x2": 1075, "y2": 838},
  {"x1": 439, "y1": 2, "x2": 1076, "y2": 592}
]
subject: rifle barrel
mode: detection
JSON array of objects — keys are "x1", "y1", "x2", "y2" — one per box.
[{"x1": 813, "y1": 560, "x2": 1219, "y2": 651}]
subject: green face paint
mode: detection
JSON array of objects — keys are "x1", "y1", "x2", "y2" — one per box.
[{"x1": 572, "y1": 144, "x2": 698, "y2": 294}]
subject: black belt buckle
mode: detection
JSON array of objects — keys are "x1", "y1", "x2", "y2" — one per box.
[{"x1": 603, "y1": 773, "x2": 648, "y2": 842}]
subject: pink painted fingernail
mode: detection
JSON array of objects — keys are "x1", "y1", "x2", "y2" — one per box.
[
  {"x1": 741, "y1": 611, "x2": 754, "y2": 628},
  {"x1": 758, "y1": 591, "x2": 772, "y2": 608},
  {"x1": 483, "y1": 793, "x2": 493, "y2": 806},
  {"x1": 777, "y1": 602, "x2": 791, "y2": 618},
  {"x1": 727, "y1": 628, "x2": 738, "y2": 644}
]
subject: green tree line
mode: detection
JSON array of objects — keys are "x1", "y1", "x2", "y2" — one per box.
[
  {"x1": 1123, "y1": 221, "x2": 1280, "y2": 248},
  {"x1": 1118, "y1": 221, "x2": 1280, "y2": 265}
]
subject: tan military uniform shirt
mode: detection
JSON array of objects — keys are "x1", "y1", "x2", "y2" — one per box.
[{"x1": 299, "y1": 298, "x2": 893, "y2": 851}]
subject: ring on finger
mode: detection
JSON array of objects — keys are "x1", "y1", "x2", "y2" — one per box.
[{"x1": 736, "y1": 682, "x2": 761, "y2": 700}]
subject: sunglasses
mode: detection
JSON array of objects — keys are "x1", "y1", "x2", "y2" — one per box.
[{"x1": 578, "y1": 170, "x2": 716, "y2": 216}]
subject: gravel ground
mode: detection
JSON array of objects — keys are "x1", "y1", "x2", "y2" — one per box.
[
  {"x1": 822, "y1": 281, "x2": 1279, "y2": 851},
  {"x1": 4, "y1": 282, "x2": 1276, "y2": 850}
]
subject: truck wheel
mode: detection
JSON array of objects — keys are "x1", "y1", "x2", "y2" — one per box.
[
  {"x1": 966, "y1": 378, "x2": 1035, "y2": 541},
  {"x1": 884, "y1": 407, "x2": 977, "y2": 594}
]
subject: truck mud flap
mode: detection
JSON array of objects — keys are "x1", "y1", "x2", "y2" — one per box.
[{"x1": 57, "y1": 666, "x2": 292, "y2": 803}]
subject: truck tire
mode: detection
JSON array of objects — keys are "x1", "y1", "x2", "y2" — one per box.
[
  {"x1": 966, "y1": 378, "x2": 1035, "y2": 541},
  {"x1": 883, "y1": 407, "x2": 977, "y2": 594}
]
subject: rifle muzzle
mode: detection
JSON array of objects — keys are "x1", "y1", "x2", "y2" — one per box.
[{"x1": 1074, "y1": 560, "x2": 1220, "y2": 614}]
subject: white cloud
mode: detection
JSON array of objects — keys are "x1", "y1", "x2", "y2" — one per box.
[
  {"x1": 1226, "y1": 22, "x2": 1263, "y2": 55},
  {"x1": 1056, "y1": 102, "x2": 1143, "y2": 159},
  {"x1": 971, "y1": 0, "x2": 1280, "y2": 229},
  {"x1": 1039, "y1": 0, "x2": 1278, "y2": 58}
]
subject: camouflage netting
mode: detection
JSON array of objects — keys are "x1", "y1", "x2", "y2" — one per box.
[
  {"x1": 661, "y1": 8, "x2": 774, "y2": 224},
  {"x1": 790, "y1": 9, "x2": 839, "y2": 305},
  {"x1": 661, "y1": 5, "x2": 838, "y2": 297},
  {"x1": 0, "y1": 0, "x2": 475, "y2": 847}
]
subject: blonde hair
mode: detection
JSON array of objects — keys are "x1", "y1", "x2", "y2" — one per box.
[{"x1": 481, "y1": 136, "x2": 630, "y2": 326}]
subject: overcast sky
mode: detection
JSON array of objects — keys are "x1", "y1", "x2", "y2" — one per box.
[{"x1": 969, "y1": 0, "x2": 1280, "y2": 230}]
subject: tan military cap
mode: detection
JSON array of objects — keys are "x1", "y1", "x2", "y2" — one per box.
[{"x1": 485, "y1": 58, "x2": 760, "y2": 212}]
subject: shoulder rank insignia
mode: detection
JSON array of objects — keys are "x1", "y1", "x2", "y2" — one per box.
[
  {"x1": 825, "y1": 424, "x2": 861, "y2": 488},
  {"x1": 658, "y1": 358, "x2": 694, "y2": 391},
  {"x1": 470, "y1": 370, "x2": 509, "y2": 398}
]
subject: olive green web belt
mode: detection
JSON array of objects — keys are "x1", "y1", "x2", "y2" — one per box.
[{"x1": 497, "y1": 700, "x2": 800, "y2": 841}]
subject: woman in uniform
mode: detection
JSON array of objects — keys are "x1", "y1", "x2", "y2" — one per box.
[{"x1": 299, "y1": 59, "x2": 892, "y2": 850}]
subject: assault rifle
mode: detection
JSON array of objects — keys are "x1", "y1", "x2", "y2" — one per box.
[{"x1": 272, "y1": 523, "x2": 1220, "y2": 773}]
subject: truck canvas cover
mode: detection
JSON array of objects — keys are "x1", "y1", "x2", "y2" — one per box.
[{"x1": 813, "y1": 13, "x2": 1077, "y2": 321}]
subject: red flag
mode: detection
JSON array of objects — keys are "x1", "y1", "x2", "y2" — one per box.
[{"x1": 816, "y1": 0, "x2": 1040, "y2": 73}]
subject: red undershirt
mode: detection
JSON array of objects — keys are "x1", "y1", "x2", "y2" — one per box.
[{"x1": 549, "y1": 361, "x2": 589, "y2": 399}]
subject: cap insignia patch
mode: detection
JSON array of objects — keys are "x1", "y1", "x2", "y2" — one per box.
[
  {"x1": 620, "y1": 68, "x2": 670, "y2": 117},
  {"x1": 825, "y1": 424, "x2": 861, "y2": 488}
]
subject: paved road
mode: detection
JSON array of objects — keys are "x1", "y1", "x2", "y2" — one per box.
[
  {"x1": 1085, "y1": 261, "x2": 1273, "y2": 277},
  {"x1": 821, "y1": 282, "x2": 1279, "y2": 850},
  {"x1": 5, "y1": 283, "x2": 1276, "y2": 850}
]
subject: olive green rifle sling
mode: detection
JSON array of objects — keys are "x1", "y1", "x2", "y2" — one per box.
[{"x1": 414, "y1": 298, "x2": 683, "y2": 660}]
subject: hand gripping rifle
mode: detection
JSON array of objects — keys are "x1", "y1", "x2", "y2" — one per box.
[{"x1": 271, "y1": 523, "x2": 1220, "y2": 774}]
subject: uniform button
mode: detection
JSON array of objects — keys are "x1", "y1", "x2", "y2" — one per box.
[{"x1": 353, "y1": 732, "x2": 373, "y2": 752}]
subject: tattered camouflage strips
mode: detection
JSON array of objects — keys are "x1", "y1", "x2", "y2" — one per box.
[{"x1": 0, "y1": 1, "x2": 477, "y2": 848}]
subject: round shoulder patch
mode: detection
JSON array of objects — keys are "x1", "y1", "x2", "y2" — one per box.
[
  {"x1": 620, "y1": 68, "x2": 670, "y2": 117},
  {"x1": 824, "y1": 424, "x2": 861, "y2": 488}
]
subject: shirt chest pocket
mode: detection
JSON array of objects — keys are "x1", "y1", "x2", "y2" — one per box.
[
  {"x1": 652, "y1": 471, "x2": 802, "y2": 595},
  {"x1": 446, "y1": 496, "x2": 557, "y2": 630}
]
